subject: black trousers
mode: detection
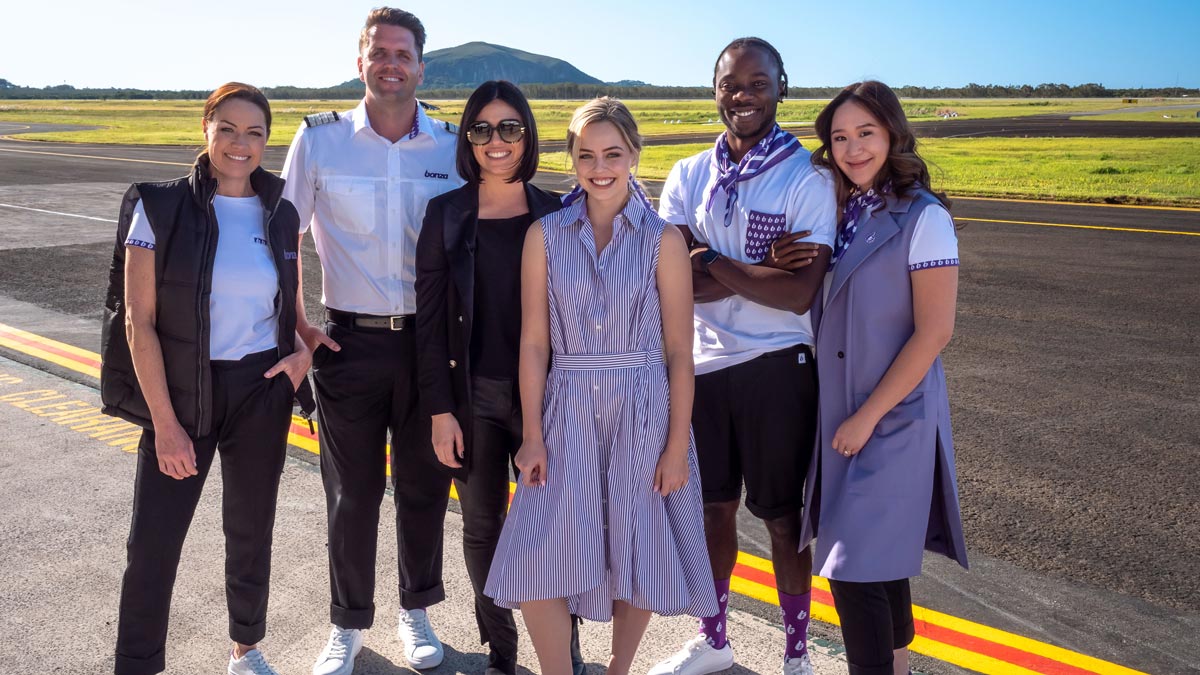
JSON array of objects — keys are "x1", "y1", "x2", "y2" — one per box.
[
  {"x1": 457, "y1": 376, "x2": 522, "y2": 665},
  {"x1": 828, "y1": 578, "x2": 916, "y2": 675},
  {"x1": 115, "y1": 349, "x2": 293, "y2": 675},
  {"x1": 314, "y1": 320, "x2": 452, "y2": 629}
]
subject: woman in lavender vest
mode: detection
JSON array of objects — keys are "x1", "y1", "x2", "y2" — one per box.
[{"x1": 797, "y1": 81, "x2": 969, "y2": 675}]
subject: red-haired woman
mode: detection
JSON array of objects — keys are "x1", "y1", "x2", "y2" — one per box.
[{"x1": 101, "y1": 82, "x2": 313, "y2": 675}]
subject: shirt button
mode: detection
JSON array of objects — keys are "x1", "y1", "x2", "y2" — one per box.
[
  {"x1": 595, "y1": 324, "x2": 602, "y2": 331},
  {"x1": 457, "y1": 315, "x2": 464, "y2": 323},
  {"x1": 837, "y1": 351, "x2": 845, "y2": 359},
  {"x1": 449, "y1": 359, "x2": 457, "y2": 368},
  {"x1": 593, "y1": 384, "x2": 599, "y2": 391},
  {"x1": 595, "y1": 413, "x2": 601, "y2": 420}
]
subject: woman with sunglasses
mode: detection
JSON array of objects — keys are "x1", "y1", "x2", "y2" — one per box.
[{"x1": 415, "y1": 80, "x2": 564, "y2": 675}]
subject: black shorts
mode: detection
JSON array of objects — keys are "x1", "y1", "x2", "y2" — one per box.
[{"x1": 692, "y1": 344, "x2": 818, "y2": 519}]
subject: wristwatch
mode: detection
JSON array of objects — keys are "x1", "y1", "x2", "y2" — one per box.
[{"x1": 700, "y1": 248, "x2": 723, "y2": 268}]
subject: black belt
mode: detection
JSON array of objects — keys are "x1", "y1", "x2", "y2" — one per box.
[{"x1": 326, "y1": 308, "x2": 415, "y2": 331}]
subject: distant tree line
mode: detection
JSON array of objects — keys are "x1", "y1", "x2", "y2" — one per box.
[{"x1": 1, "y1": 79, "x2": 1196, "y2": 100}]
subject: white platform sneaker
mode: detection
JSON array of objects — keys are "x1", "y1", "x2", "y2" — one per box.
[
  {"x1": 312, "y1": 626, "x2": 363, "y2": 675},
  {"x1": 398, "y1": 608, "x2": 444, "y2": 669},
  {"x1": 228, "y1": 648, "x2": 281, "y2": 675},
  {"x1": 647, "y1": 635, "x2": 735, "y2": 675}
]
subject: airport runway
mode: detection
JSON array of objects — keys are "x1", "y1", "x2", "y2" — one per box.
[{"x1": 0, "y1": 137, "x2": 1197, "y2": 673}]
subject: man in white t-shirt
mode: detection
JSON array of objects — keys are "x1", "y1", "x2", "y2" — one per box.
[
  {"x1": 281, "y1": 9, "x2": 463, "y2": 675},
  {"x1": 650, "y1": 38, "x2": 835, "y2": 675}
]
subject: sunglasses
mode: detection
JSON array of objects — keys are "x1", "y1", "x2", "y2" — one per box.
[{"x1": 466, "y1": 119, "x2": 526, "y2": 145}]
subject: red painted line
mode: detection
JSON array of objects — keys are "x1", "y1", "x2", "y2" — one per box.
[
  {"x1": 289, "y1": 420, "x2": 317, "y2": 440},
  {"x1": 0, "y1": 329, "x2": 100, "y2": 368},
  {"x1": 733, "y1": 561, "x2": 1094, "y2": 675},
  {"x1": 918, "y1": 621, "x2": 1097, "y2": 675}
]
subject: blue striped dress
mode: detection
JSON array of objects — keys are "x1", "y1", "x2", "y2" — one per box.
[{"x1": 484, "y1": 195, "x2": 718, "y2": 622}]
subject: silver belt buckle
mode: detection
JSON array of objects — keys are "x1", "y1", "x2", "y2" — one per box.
[{"x1": 389, "y1": 315, "x2": 405, "y2": 331}]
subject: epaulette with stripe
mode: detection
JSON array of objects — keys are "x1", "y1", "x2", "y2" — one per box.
[
  {"x1": 442, "y1": 120, "x2": 459, "y2": 133},
  {"x1": 303, "y1": 111, "x2": 340, "y2": 127}
]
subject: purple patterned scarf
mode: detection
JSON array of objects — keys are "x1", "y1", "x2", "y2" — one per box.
[
  {"x1": 830, "y1": 183, "x2": 889, "y2": 268},
  {"x1": 561, "y1": 174, "x2": 654, "y2": 210},
  {"x1": 705, "y1": 124, "x2": 801, "y2": 228}
]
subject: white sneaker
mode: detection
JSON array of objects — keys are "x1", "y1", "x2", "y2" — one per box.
[
  {"x1": 312, "y1": 626, "x2": 363, "y2": 675},
  {"x1": 229, "y1": 648, "x2": 281, "y2": 675},
  {"x1": 647, "y1": 635, "x2": 734, "y2": 675},
  {"x1": 398, "y1": 608, "x2": 444, "y2": 669},
  {"x1": 783, "y1": 653, "x2": 814, "y2": 675}
]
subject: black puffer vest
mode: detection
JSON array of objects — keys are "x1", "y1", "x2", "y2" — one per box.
[{"x1": 101, "y1": 156, "x2": 314, "y2": 437}]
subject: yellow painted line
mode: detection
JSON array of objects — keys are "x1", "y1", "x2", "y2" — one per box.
[
  {"x1": 911, "y1": 603, "x2": 1147, "y2": 675},
  {"x1": 961, "y1": 216, "x2": 1200, "y2": 237},
  {"x1": 909, "y1": 635, "x2": 1044, "y2": 675},
  {"x1": 0, "y1": 321, "x2": 1152, "y2": 675},
  {"x1": 735, "y1": 548, "x2": 1147, "y2": 675},
  {"x1": 0, "y1": 329, "x2": 101, "y2": 379},
  {"x1": 951, "y1": 194, "x2": 1200, "y2": 213}
]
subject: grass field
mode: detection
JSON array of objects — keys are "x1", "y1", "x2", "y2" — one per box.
[
  {"x1": 544, "y1": 137, "x2": 1200, "y2": 206},
  {"x1": 0, "y1": 97, "x2": 1186, "y2": 145},
  {"x1": 3, "y1": 99, "x2": 1197, "y2": 205}
]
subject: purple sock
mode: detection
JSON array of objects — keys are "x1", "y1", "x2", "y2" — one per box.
[
  {"x1": 699, "y1": 578, "x2": 731, "y2": 649},
  {"x1": 779, "y1": 590, "x2": 812, "y2": 659}
]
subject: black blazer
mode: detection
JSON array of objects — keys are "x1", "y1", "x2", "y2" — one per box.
[{"x1": 415, "y1": 182, "x2": 563, "y2": 475}]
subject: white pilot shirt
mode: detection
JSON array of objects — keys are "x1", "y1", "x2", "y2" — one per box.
[
  {"x1": 659, "y1": 146, "x2": 837, "y2": 375},
  {"x1": 280, "y1": 100, "x2": 464, "y2": 316}
]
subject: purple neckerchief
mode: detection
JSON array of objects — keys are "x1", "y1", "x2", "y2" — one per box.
[
  {"x1": 561, "y1": 174, "x2": 654, "y2": 209},
  {"x1": 830, "y1": 183, "x2": 889, "y2": 268},
  {"x1": 407, "y1": 103, "x2": 422, "y2": 140},
  {"x1": 705, "y1": 124, "x2": 801, "y2": 228}
]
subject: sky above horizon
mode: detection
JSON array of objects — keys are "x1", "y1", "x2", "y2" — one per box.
[{"x1": 4, "y1": 0, "x2": 1198, "y2": 90}]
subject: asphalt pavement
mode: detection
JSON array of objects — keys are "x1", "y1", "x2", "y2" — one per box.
[
  {"x1": 0, "y1": 354, "x2": 858, "y2": 675},
  {"x1": 0, "y1": 126, "x2": 1198, "y2": 674}
]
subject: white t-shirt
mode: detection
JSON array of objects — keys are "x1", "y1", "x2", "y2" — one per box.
[
  {"x1": 907, "y1": 205, "x2": 959, "y2": 270},
  {"x1": 280, "y1": 100, "x2": 464, "y2": 315},
  {"x1": 659, "y1": 147, "x2": 837, "y2": 375},
  {"x1": 125, "y1": 196, "x2": 279, "y2": 361},
  {"x1": 822, "y1": 202, "x2": 960, "y2": 305}
]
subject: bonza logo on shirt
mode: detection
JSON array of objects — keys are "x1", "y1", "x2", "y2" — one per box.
[{"x1": 424, "y1": 170, "x2": 450, "y2": 180}]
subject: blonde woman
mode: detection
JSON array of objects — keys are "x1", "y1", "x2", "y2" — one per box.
[{"x1": 484, "y1": 98, "x2": 717, "y2": 675}]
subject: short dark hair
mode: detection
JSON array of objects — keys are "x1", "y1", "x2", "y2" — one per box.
[
  {"x1": 455, "y1": 81, "x2": 540, "y2": 184},
  {"x1": 360, "y1": 7, "x2": 426, "y2": 60},
  {"x1": 713, "y1": 37, "x2": 788, "y2": 98}
]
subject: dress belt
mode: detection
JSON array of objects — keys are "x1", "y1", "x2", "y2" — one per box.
[
  {"x1": 551, "y1": 349, "x2": 664, "y2": 371},
  {"x1": 326, "y1": 308, "x2": 414, "y2": 331}
]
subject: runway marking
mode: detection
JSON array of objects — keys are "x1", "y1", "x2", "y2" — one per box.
[
  {"x1": 0, "y1": 320, "x2": 1148, "y2": 675},
  {"x1": 3, "y1": 143, "x2": 1196, "y2": 215},
  {"x1": 0, "y1": 146, "x2": 193, "y2": 168},
  {"x1": 0, "y1": 380, "x2": 144, "y2": 454},
  {"x1": 951, "y1": 195, "x2": 1200, "y2": 213},
  {"x1": 0, "y1": 203, "x2": 116, "y2": 223},
  {"x1": 960, "y1": 216, "x2": 1200, "y2": 237}
]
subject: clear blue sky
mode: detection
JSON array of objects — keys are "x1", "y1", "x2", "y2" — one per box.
[{"x1": 4, "y1": 0, "x2": 1197, "y2": 90}]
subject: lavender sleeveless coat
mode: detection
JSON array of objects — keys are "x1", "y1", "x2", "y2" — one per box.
[{"x1": 800, "y1": 189, "x2": 969, "y2": 582}]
